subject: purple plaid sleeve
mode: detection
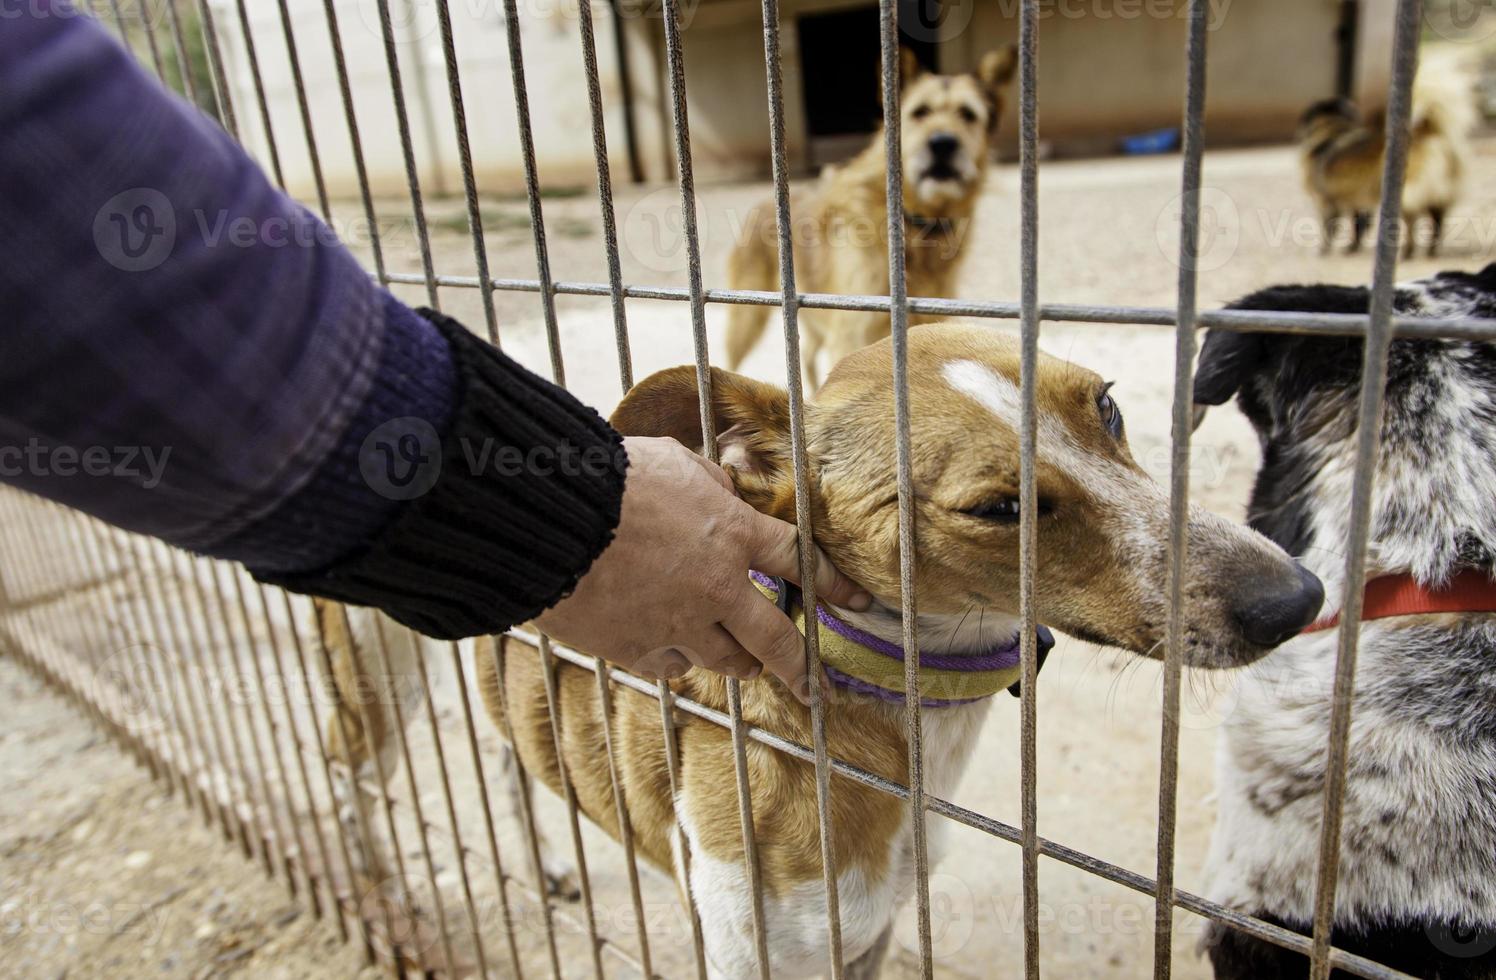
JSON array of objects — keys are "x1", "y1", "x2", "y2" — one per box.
[{"x1": 0, "y1": 4, "x2": 455, "y2": 572}]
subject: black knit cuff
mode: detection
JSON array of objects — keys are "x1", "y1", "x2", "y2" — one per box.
[{"x1": 253, "y1": 309, "x2": 628, "y2": 639}]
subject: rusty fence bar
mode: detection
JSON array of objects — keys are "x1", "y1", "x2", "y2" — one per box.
[
  {"x1": 1153, "y1": 1, "x2": 1211, "y2": 977},
  {"x1": 0, "y1": 1, "x2": 1464, "y2": 979}
]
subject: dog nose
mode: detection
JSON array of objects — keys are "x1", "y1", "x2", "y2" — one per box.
[
  {"x1": 928, "y1": 133, "x2": 959, "y2": 159},
  {"x1": 1232, "y1": 562, "x2": 1325, "y2": 648}
]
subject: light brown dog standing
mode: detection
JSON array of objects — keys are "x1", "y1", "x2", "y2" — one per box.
[{"x1": 724, "y1": 48, "x2": 1017, "y2": 391}]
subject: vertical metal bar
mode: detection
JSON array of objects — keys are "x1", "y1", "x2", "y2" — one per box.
[
  {"x1": 1154, "y1": 3, "x2": 1209, "y2": 977},
  {"x1": 432, "y1": 0, "x2": 499, "y2": 342},
  {"x1": 76, "y1": 515, "x2": 163, "y2": 782},
  {"x1": 333, "y1": 605, "x2": 416, "y2": 964},
  {"x1": 263, "y1": 586, "x2": 343, "y2": 934},
  {"x1": 446, "y1": 643, "x2": 525, "y2": 978},
  {"x1": 56, "y1": 508, "x2": 140, "y2": 763},
  {"x1": 220, "y1": 568, "x2": 304, "y2": 893},
  {"x1": 106, "y1": 529, "x2": 195, "y2": 807},
  {"x1": 143, "y1": 544, "x2": 221, "y2": 825},
  {"x1": 313, "y1": 603, "x2": 406, "y2": 964},
  {"x1": 273, "y1": 0, "x2": 331, "y2": 220},
  {"x1": 367, "y1": 617, "x2": 458, "y2": 975},
  {"x1": 163, "y1": 0, "x2": 201, "y2": 104},
  {"x1": 295, "y1": 595, "x2": 385, "y2": 964},
  {"x1": 1015, "y1": 5, "x2": 1043, "y2": 974},
  {"x1": 103, "y1": 0, "x2": 132, "y2": 52},
  {"x1": 242, "y1": 579, "x2": 321, "y2": 907},
  {"x1": 407, "y1": 636, "x2": 492, "y2": 978},
  {"x1": 1307, "y1": 3, "x2": 1421, "y2": 978},
  {"x1": 572, "y1": 2, "x2": 653, "y2": 956},
  {"x1": 134, "y1": 0, "x2": 169, "y2": 81},
  {"x1": 193, "y1": 555, "x2": 284, "y2": 875},
  {"x1": 590, "y1": 656, "x2": 654, "y2": 975},
  {"x1": 499, "y1": 3, "x2": 613, "y2": 974},
  {"x1": 319, "y1": 0, "x2": 387, "y2": 282},
  {"x1": 192, "y1": 0, "x2": 238, "y2": 139},
  {"x1": 119, "y1": 534, "x2": 217, "y2": 828},
  {"x1": 231, "y1": 0, "x2": 286, "y2": 189},
  {"x1": 575, "y1": 0, "x2": 632, "y2": 392},
  {"x1": 534, "y1": 634, "x2": 607, "y2": 979},
  {"x1": 757, "y1": 0, "x2": 843, "y2": 973},
  {"x1": 484, "y1": 642, "x2": 565, "y2": 979},
  {"x1": 501, "y1": 0, "x2": 565, "y2": 381},
  {"x1": 372, "y1": 0, "x2": 440, "y2": 309},
  {"x1": 660, "y1": 0, "x2": 771, "y2": 973},
  {"x1": 175, "y1": 550, "x2": 260, "y2": 860},
  {"x1": 150, "y1": 544, "x2": 245, "y2": 850},
  {"x1": 878, "y1": 2, "x2": 932, "y2": 975}
]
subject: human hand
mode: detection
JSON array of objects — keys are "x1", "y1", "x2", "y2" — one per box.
[{"x1": 534, "y1": 436, "x2": 871, "y2": 701}]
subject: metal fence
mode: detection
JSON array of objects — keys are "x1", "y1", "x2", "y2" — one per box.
[{"x1": 3, "y1": 0, "x2": 1492, "y2": 978}]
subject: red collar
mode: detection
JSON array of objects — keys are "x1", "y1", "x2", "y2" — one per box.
[{"x1": 1303, "y1": 569, "x2": 1496, "y2": 633}]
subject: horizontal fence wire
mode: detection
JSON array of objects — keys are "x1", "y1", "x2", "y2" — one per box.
[
  {"x1": 0, "y1": 2, "x2": 1482, "y2": 979},
  {"x1": 376, "y1": 271, "x2": 1496, "y2": 340}
]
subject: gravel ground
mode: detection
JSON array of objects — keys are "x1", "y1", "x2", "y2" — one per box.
[{"x1": 5, "y1": 42, "x2": 1496, "y2": 978}]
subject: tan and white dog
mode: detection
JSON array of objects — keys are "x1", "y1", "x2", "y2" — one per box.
[
  {"x1": 724, "y1": 49, "x2": 1017, "y2": 391},
  {"x1": 327, "y1": 323, "x2": 1324, "y2": 978}
]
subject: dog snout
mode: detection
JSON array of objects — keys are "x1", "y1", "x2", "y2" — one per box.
[
  {"x1": 928, "y1": 132, "x2": 960, "y2": 160},
  {"x1": 1231, "y1": 561, "x2": 1325, "y2": 648}
]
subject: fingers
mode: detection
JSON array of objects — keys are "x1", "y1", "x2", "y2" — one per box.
[
  {"x1": 680, "y1": 626, "x2": 762, "y2": 681},
  {"x1": 632, "y1": 647, "x2": 692, "y2": 681},
  {"x1": 684, "y1": 450, "x2": 735, "y2": 493},
  {"x1": 720, "y1": 583, "x2": 815, "y2": 702},
  {"x1": 742, "y1": 509, "x2": 873, "y2": 611}
]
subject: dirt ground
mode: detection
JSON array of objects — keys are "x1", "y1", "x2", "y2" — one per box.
[{"x1": 6, "y1": 43, "x2": 1496, "y2": 979}]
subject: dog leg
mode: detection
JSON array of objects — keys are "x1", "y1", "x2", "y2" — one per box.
[
  {"x1": 843, "y1": 925, "x2": 893, "y2": 980},
  {"x1": 1429, "y1": 207, "x2": 1446, "y2": 257},
  {"x1": 725, "y1": 302, "x2": 773, "y2": 372},
  {"x1": 1402, "y1": 214, "x2": 1419, "y2": 260},
  {"x1": 1349, "y1": 211, "x2": 1370, "y2": 254},
  {"x1": 498, "y1": 744, "x2": 582, "y2": 901},
  {"x1": 1320, "y1": 209, "x2": 1339, "y2": 256}
]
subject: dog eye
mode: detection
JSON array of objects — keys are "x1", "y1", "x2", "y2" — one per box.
[
  {"x1": 959, "y1": 105, "x2": 979, "y2": 124},
  {"x1": 963, "y1": 498, "x2": 1051, "y2": 522},
  {"x1": 1098, "y1": 385, "x2": 1123, "y2": 438},
  {"x1": 911, "y1": 105, "x2": 931, "y2": 120}
]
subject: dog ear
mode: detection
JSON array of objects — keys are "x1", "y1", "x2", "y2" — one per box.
[
  {"x1": 977, "y1": 45, "x2": 1018, "y2": 92},
  {"x1": 900, "y1": 45, "x2": 923, "y2": 90},
  {"x1": 879, "y1": 46, "x2": 924, "y2": 106},
  {"x1": 609, "y1": 366, "x2": 798, "y2": 520},
  {"x1": 1193, "y1": 330, "x2": 1268, "y2": 407}
]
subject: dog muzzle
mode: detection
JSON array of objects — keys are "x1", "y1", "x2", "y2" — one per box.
[{"x1": 751, "y1": 572, "x2": 1053, "y2": 707}]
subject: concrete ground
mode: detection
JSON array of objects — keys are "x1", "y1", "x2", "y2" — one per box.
[{"x1": 6, "y1": 57, "x2": 1496, "y2": 977}]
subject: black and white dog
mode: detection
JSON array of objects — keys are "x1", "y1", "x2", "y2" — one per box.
[{"x1": 1192, "y1": 266, "x2": 1496, "y2": 979}]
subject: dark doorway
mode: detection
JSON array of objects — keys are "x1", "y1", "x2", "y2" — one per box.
[{"x1": 796, "y1": 2, "x2": 938, "y2": 163}]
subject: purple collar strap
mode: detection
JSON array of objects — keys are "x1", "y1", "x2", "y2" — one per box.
[{"x1": 750, "y1": 572, "x2": 1055, "y2": 708}]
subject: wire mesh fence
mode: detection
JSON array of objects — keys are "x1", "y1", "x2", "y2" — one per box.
[{"x1": 5, "y1": 0, "x2": 1496, "y2": 978}]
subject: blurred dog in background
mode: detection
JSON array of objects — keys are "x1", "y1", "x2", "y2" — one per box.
[
  {"x1": 1297, "y1": 68, "x2": 1470, "y2": 259},
  {"x1": 724, "y1": 46, "x2": 1016, "y2": 391}
]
